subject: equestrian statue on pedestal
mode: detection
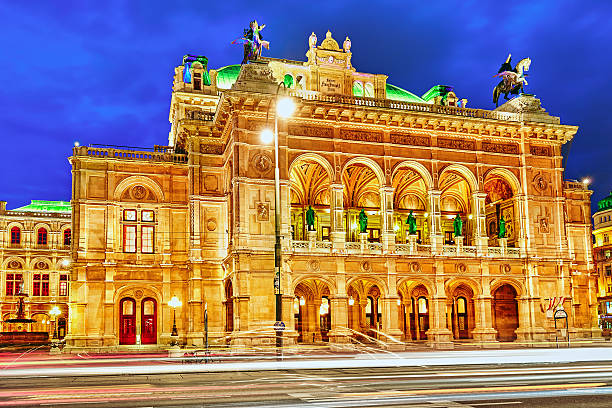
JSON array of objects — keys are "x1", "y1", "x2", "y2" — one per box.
[{"x1": 493, "y1": 53, "x2": 531, "y2": 107}]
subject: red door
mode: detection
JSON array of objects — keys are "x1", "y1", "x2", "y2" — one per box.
[
  {"x1": 141, "y1": 298, "x2": 157, "y2": 344},
  {"x1": 119, "y1": 298, "x2": 136, "y2": 345}
]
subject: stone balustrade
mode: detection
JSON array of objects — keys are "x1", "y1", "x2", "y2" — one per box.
[{"x1": 74, "y1": 146, "x2": 188, "y2": 164}]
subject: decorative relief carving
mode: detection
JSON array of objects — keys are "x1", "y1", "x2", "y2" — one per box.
[
  {"x1": 538, "y1": 216, "x2": 550, "y2": 233},
  {"x1": 390, "y1": 133, "x2": 430, "y2": 147},
  {"x1": 532, "y1": 173, "x2": 548, "y2": 193},
  {"x1": 256, "y1": 202, "x2": 270, "y2": 221},
  {"x1": 252, "y1": 153, "x2": 272, "y2": 174},
  {"x1": 288, "y1": 124, "x2": 333, "y2": 138},
  {"x1": 8, "y1": 260, "x2": 22, "y2": 269},
  {"x1": 482, "y1": 141, "x2": 519, "y2": 154},
  {"x1": 206, "y1": 218, "x2": 217, "y2": 231},
  {"x1": 308, "y1": 259, "x2": 320, "y2": 273},
  {"x1": 360, "y1": 260, "x2": 372, "y2": 273},
  {"x1": 437, "y1": 137, "x2": 475, "y2": 151},
  {"x1": 246, "y1": 120, "x2": 266, "y2": 131},
  {"x1": 410, "y1": 262, "x2": 421, "y2": 273},
  {"x1": 530, "y1": 145, "x2": 552, "y2": 156},
  {"x1": 134, "y1": 290, "x2": 144, "y2": 299},
  {"x1": 131, "y1": 185, "x2": 147, "y2": 200},
  {"x1": 34, "y1": 261, "x2": 48, "y2": 270},
  {"x1": 203, "y1": 175, "x2": 218, "y2": 191},
  {"x1": 340, "y1": 129, "x2": 382, "y2": 142},
  {"x1": 200, "y1": 143, "x2": 224, "y2": 155},
  {"x1": 500, "y1": 264, "x2": 511, "y2": 274},
  {"x1": 456, "y1": 263, "x2": 467, "y2": 274}
]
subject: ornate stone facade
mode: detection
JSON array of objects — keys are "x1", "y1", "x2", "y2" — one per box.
[
  {"x1": 0, "y1": 201, "x2": 71, "y2": 339},
  {"x1": 66, "y1": 31, "x2": 598, "y2": 351}
]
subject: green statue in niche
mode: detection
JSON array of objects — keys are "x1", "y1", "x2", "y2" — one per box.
[
  {"x1": 306, "y1": 205, "x2": 315, "y2": 231},
  {"x1": 498, "y1": 215, "x2": 506, "y2": 238},
  {"x1": 358, "y1": 209, "x2": 368, "y2": 233},
  {"x1": 453, "y1": 214, "x2": 463, "y2": 237},
  {"x1": 406, "y1": 210, "x2": 417, "y2": 235}
]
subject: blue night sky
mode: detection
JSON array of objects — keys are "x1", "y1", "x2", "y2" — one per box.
[{"x1": 1, "y1": 1, "x2": 610, "y2": 211}]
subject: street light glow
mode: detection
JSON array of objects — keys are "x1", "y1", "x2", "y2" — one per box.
[
  {"x1": 49, "y1": 306, "x2": 61, "y2": 317},
  {"x1": 169, "y1": 296, "x2": 182, "y2": 308},
  {"x1": 582, "y1": 177, "x2": 591, "y2": 185},
  {"x1": 276, "y1": 97, "x2": 295, "y2": 118},
  {"x1": 261, "y1": 128, "x2": 274, "y2": 144}
]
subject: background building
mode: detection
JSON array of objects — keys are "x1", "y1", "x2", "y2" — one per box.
[
  {"x1": 66, "y1": 31, "x2": 599, "y2": 351},
  {"x1": 592, "y1": 192, "x2": 612, "y2": 331},
  {"x1": 0, "y1": 200, "x2": 71, "y2": 340}
]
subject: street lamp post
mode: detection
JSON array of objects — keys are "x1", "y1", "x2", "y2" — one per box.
[
  {"x1": 49, "y1": 305, "x2": 61, "y2": 354},
  {"x1": 169, "y1": 296, "x2": 182, "y2": 345},
  {"x1": 261, "y1": 83, "x2": 295, "y2": 356}
]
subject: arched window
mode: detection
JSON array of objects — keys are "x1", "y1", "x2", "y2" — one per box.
[
  {"x1": 352, "y1": 81, "x2": 364, "y2": 97},
  {"x1": 364, "y1": 82, "x2": 375, "y2": 98},
  {"x1": 37, "y1": 228, "x2": 48, "y2": 245},
  {"x1": 63, "y1": 229, "x2": 71, "y2": 246},
  {"x1": 10, "y1": 227, "x2": 20, "y2": 245}
]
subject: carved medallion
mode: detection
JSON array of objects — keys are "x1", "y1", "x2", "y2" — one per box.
[
  {"x1": 206, "y1": 218, "x2": 217, "y2": 231},
  {"x1": 360, "y1": 261, "x2": 372, "y2": 273},
  {"x1": 253, "y1": 153, "x2": 272, "y2": 174},
  {"x1": 538, "y1": 216, "x2": 550, "y2": 233},
  {"x1": 533, "y1": 173, "x2": 548, "y2": 193},
  {"x1": 456, "y1": 263, "x2": 467, "y2": 274},
  {"x1": 35, "y1": 261, "x2": 48, "y2": 270},
  {"x1": 8, "y1": 260, "x2": 22, "y2": 269},
  {"x1": 134, "y1": 290, "x2": 144, "y2": 299},
  {"x1": 131, "y1": 185, "x2": 147, "y2": 200},
  {"x1": 500, "y1": 264, "x2": 511, "y2": 274},
  {"x1": 308, "y1": 259, "x2": 320, "y2": 273},
  {"x1": 410, "y1": 262, "x2": 421, "y2": 273}
]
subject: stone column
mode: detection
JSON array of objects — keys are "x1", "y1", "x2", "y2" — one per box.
[
  {"x1": 380, "y1": 186, "x2": 395, "y2": 253},
  {"x1": 427, "y1": 269, "x2": 453, "y2": 349},
  {"x1": 428, "y1": 190, "x2": 443, "y2": 255},
  {"x1": 381, "y1": 297, "x2": 403, "y2": 349},
  {"x1": 515, "y1": 194, "x2": 528, "y2": 253},
  {"x1": 312, "y1": 299, "x2": 322, "y2": 342},
  {"x1": 515, "y1": 295, "x2": 532, "y2": 342},
  {"x1": 471, "y1": 270, "x2": 499, "y2": 348},
  {"x1": 329, "y1": 183, "x2": 345, "y2": 251},
  {"x1": 328, "y1": 296, "x2": 351, "y2": 345},
  {"x1": 472, "y1": 192, "x2": 489, "y2": 256}
]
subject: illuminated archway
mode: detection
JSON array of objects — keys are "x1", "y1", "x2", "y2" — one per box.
[
  {"x1": 483, "y1": 170, "x2": 520, "y2": 247},
  {"x1": 392, "y1": 164, "x2": 430, "y2": 244},
  {"x1": 439, "y1": 167, "x2": 474, "y2": 245},
  {"x1": 342, "y1": 162, "x2": 382, "y2": 242},
  {"x1": 293, "y1": 278, "x2": 332, "y2": 343}
]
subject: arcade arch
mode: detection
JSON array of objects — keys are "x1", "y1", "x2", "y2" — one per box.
[
  {"x1": 342, "y1": 161, "x2": 382, "y2": 243},
  {"x1": 392, "y1": 164, "x2": 430, "y2": 244},
  {"x1": 483, "y1": 170, "x2": 520, "y2": 247},
  {"x1": 293, "y1": 278, "x2": 332, "y2": 343},
  {"x1": 439, "y1": 167, "x2": 475, "y2": 245}
]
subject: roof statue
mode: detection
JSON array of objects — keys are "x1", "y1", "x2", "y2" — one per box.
[
  {"x1": 182, "y1": 55, "x2": 210, "y2": 86},
  {"x1": 493, "y1": 53, "x2": 531, "y2": 107},
  {"x1": 232, "y1": 20, "x2": 270, "y2": 64}
]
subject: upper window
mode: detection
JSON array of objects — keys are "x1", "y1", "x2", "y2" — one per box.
[
  {"x1": 606, "y1": 266, "x2": 611, "y2": 277},
  {"x1": 33, "y1": 274, "x2": 49, "y2": 296},
  {"x1": 124, "y1": 209, "x2": 137, "y2": 221},
  {"x1": 10, "y1": 227, "x2": 20, "y2": 245},
  {"x1": 193, "y1": 72, "x2": 202, "y2": 90},
  {"x1": 6, "y1": 273, "x2": 22, "y2": 296},
  {"x1": 142, "y1": 210, "x2": 154, "y2": 222},
  {"x1": 64, "y1": 228, "x2": 71, "y2": 246},
  {"x1": 37, "y1": 228, "x2": 48, "y2": 245},
  {"x1": 123, "y1": 225, "x2": 137, "y2": 253},
  {"x1": 364, "y1": 82, "x2": 375, "y2": 98},
  {"x1": 59, "y1": 274, "x2": 68, "y2": 297}
]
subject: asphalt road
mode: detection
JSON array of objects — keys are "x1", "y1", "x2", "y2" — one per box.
[{"x1": 2, "y1": 361, "x2": 612, "y2": 407}]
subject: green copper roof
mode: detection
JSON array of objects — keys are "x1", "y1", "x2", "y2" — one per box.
[
  {"x1": 11, "y1": 200, "x2": 71, "y2": 214},
  {"x1": 598, "y1": 192, "x2": 612, "y2": 212},
  {"x1": 385, "y1": 83, "x2": 425, "y2": 103},
  {"x1": 422, "y1": 85, "x2": 454, "y2": 102},
  {"x1": 216, "y1": 64, "x2": 241, "y2": 89}
]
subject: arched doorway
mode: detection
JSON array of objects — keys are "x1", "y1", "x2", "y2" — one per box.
[
  {"x1": 392, "y1": 166, "x2": 429, "y2": 244},
  {"x1": 224, "y1": 281, "x2": 234, "y2": 334},
  {"x1": 484, "y1": 174, "x2": 517, "y2": 247},
  {"x1": 294, "y1": 279, "x2": 331, "y2": 343},
  {"x1": 450, "y1": 284, "x2": 475, "y2": 339},
  {"x1": 141, "y1": 298, "x2": 157, "y2": 344},
  {"x1": 493, "y1": 284, "x2": 519, "y2": 341},
  {"x1": 57, "y1": 318, "x2": 66, "y2": 339},
  {"x1": 119, "y1": 297, "x2": 136, "y2": 345},
  {"x1": 439, "y1": 170, "x2": 474, "y2": 245},
  {"x1": 289, "y1": 158, "x2": 331, "y2": 241},
  {"x1": 342, "y1": 163, "x2": 382, "y2": 243},
  {"x1": 398, "y1": 281, "x2": 430, "y2": 341}
]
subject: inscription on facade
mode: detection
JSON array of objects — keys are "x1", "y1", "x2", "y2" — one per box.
[
  {"x1": 530, "y1": 145, "x2": 552, "y2": 156},
  {"x1": 437, "y1": 137, "x2": 475, "y2": 151},
  {"x1": 390, "y1": 133, "x2": 430, "y2": 147},
  {"x1": 288, "y1": 124, "x2": 333, "y2": 138},
  {"x1": 319, "y1": 77, "x2": 342, "y2": 94},
  {"x1": 482, "y1": 141, "x2": 519, "y2": 154},
  {"x1": 340, "y1": 129, "x2": 382, "y2": 142}
]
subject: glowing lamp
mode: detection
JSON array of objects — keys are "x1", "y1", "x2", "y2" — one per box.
[
  {"x1": 169, "y1": 296, "x2": 182, "y2": 309},
  {"x1": 276, "y1": 97, "x2": 295, "y2": 118},
  {"x1": 424, "y1": 212, "x2": 429, "y2": 218},
  {"x1": 261, "y1": 128, "x2": 274, "y2": 144},
  {"x1": 61, "y1": 258, "x2": 70, "y2": 267},
  {"x1": 468, "y1": 214, "x2": 473, "y2": 220},
  {"x1": 348, "y1": 296, "x2": 354, "y2": 306},
  {"x1": 49, "y1": 305, "x2": 61, "y2": 318},
  {"x1": 397, "y1": 299, "x2": 401, "y2": 306},
  {"x1": 582, "y1": 177, "x2": 591, "y2": 186},
  {"x1": 299, "y1": 296, "x2": 305, "y2": 306},
  {"x1": 74, "y1": 141, "x2": 80, "y2": 147}
]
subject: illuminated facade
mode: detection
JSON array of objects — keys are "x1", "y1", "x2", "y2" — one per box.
[
  {"x1": 66, "y1": 31, "x2": 599, "y2": 351},
  {"x1": 592, "y1": 192, "x2": 612, "y2": 329},
  {"x1": 0, "y1": 200, "x2": 71, "y2": 339}
]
